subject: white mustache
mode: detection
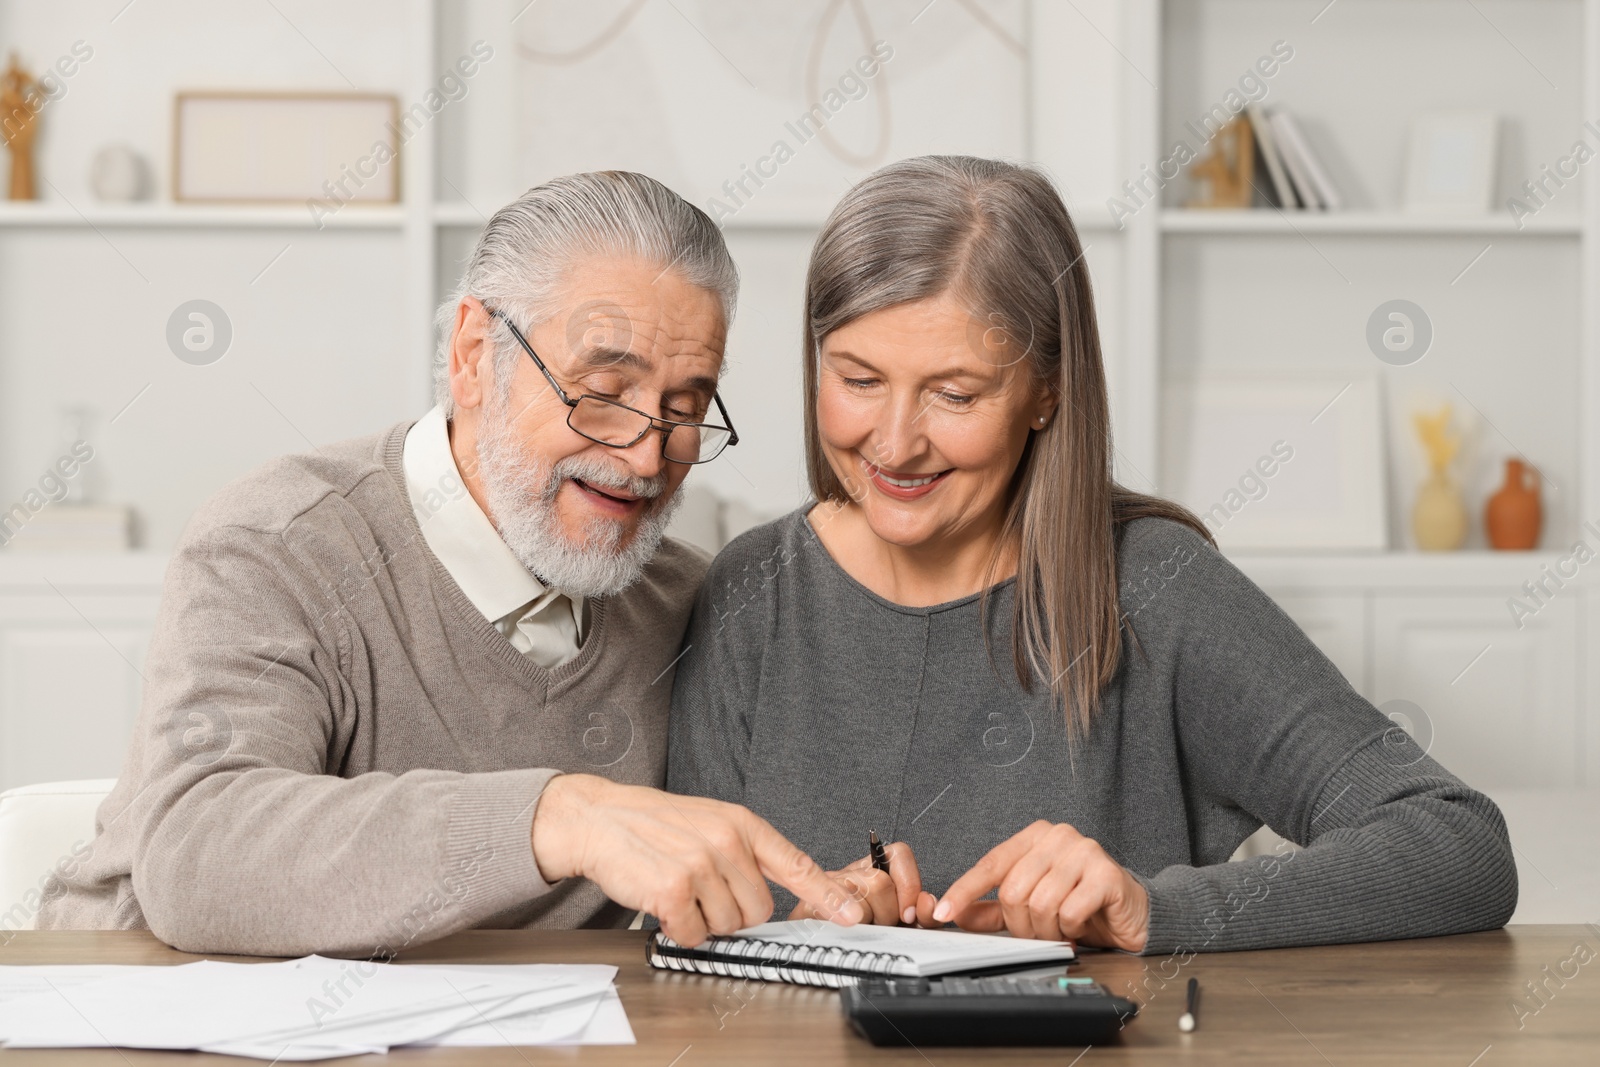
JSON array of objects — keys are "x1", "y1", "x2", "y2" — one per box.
[{"x1": 551, "y1": 455, "x2": 667, "y2": 502}]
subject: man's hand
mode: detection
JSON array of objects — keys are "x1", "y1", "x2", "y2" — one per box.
[
  {"x1": 530, "y1": 775, "x2": 863, "y2": 947},
  {"x1": 932, "y1": 821, "x2": 1149, "y2": 951},
  {"x1": 788, "y1": 841, "x2": 941, "y2": 927}
]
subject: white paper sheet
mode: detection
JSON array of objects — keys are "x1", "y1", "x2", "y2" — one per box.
[
  {"x1": 0, "y1": 956, "x2": 510, "y2": 1049},
  {"x1": 222, "y1": 960, "x2": 614, "y2": 1046},
  {"x1": 411, "y1": 964, "x2": 631, "y2": 1046},
  {"x1": 0, "y1": 957, "x2": 635, "y2": 1059},
  {"x1": 567, "y1": 986, "x2": 635, "y2": 1045}
]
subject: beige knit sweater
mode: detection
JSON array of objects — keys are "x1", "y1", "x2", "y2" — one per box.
[{"x1": 35, "y1": 421, "x2": 708, "y2": 957}]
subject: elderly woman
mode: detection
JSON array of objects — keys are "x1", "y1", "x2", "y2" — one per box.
[{"x1": 667, "y1": 155, "x2": 1516, "y2": 955}]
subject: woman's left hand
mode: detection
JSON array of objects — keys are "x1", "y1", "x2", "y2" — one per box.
[{"x1": 931, "y1": 820, "x2": 1150, "y2": 951}]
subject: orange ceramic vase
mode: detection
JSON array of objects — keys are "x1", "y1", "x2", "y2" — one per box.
[{"x1": 1486, "y1": 459, "x2": 1541, "y2": 550}]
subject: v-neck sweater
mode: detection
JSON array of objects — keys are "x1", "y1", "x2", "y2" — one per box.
[{"x1": 36, "y1": 420, "x2": 708, "y2": 956}]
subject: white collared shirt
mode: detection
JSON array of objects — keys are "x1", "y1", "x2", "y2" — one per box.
[{"x1": 402, "y1": 405, "x2": 587, "y2": 669}]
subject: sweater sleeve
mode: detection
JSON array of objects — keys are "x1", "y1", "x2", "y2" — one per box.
[
  {"x1": 112, "y1": 523, "x2": 558, "y2": 957},
  {"x1": 1122, "y1": 521, "x2": 1518, "y2": 956}
]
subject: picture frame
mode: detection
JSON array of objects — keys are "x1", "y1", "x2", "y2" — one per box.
[
  {"x1": 172, "y1": 91, "x2": 400, "y2": 204},
  {"x1": 1162, "y1": 377, "x2": 1388, "y2": 551},
  {"x1": 1403, "y1": 110, "x2": 1499, "y2": 213}
]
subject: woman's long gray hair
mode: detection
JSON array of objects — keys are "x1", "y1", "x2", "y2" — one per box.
[{"x1": 802, "y1": 155, "x2": 1212, "y2": 736}]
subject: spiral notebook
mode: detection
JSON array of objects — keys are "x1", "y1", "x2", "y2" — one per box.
[{"x1": 646, "y1": 920, "x2": 1076, "y2": 989}]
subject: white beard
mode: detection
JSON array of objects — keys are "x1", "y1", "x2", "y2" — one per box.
[{"x1": 475, "y1": 395, "x2": 682, "y2": 599}]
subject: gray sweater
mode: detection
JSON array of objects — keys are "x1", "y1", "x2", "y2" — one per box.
[
  {"x1": 37, "y1": 421, "x2": 708, "y2": 956},
  {"x1": 667, "y1": 508, "x2": 1518, "y2": 955}
]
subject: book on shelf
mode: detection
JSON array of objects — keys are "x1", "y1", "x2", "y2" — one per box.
[
  {"x1": 1246, "y1": 104, "x2": 1298, "y2": 208},
  {"x1": 1239, "y1": 107, "x2": 1342, "y2": 211},
  {"x1": 1267, "y1": 111, "x2": 1321, "y2": 208},
  {"x1": 1271, "y1": 111, "x2": 1342, "y2": 210}
]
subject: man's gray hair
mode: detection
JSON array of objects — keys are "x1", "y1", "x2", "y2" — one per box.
[{"x1": 432, "y1": 170, "x2": 738, "y2": 415}]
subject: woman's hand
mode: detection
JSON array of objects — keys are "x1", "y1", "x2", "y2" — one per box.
[
  {"x1": 932, "y1": 821, "x2": 1150, "y2": 951},
  {"x1": 788, "y1": 841, "x2": 942, "y2": 926}
]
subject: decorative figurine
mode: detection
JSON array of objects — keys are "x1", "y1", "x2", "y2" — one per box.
[
  {"x1": 1, "y1": 54, "x2": 40, "y2": 200},
  {"x1": 1186, "y1": 116, "x2": 1255, "y2": 209}
]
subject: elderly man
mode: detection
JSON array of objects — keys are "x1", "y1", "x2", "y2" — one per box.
[{"x1": 37, "y1": 171, "x2": 856, "y2": 956}]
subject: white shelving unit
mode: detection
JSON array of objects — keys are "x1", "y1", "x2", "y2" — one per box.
[
  {"x1": 1093, "y1": 2, "x2": 1599, "y2": 909},
  {"x1": 1099, "y1": 0, "x2": 1598, "y2": 578}
]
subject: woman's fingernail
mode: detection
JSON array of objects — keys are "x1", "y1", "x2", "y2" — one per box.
[
  {"x1": 844, "y1": 900, "x2": 865, "y2": 923},
  {"x1": 902, "y1": 907, "x2": 916, "y2": 924},
  {"x1": 932, "y1": 901, "x2": 952, "y2": 922}
]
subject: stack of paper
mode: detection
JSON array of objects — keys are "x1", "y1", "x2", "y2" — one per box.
[{"x1": 0, "y1": 956, "x2": 633, "y2": 1060}]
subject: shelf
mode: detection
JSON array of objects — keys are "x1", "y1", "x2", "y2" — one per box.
[
  {"x1": 433, "y1": 199, "x2": 834, "y2": 232},
  {"x1": 0, "y1": 199, "x2": 1146, "y2": 234},
  {"x1": 432, "y1": 201, "x2": 494, "y2": 227},
  {"x1": 1070, "y1": 213, "x2": 1124, "y2": 232},
  {"x1": 0, "y1": 551, "x2": 169, "y2": 589},
  {"x1": 1227, "y1": 548, "x2": 1571, "y2": 591},
  {"x1": 0, "y1": 202, "x2": 406, "y2": 230},
  {"x1": 1160, "y1": 210, "x2": 1582, "y2": 236},
  {"x1": 437, "y1": 198, "x2": 1128, "y2": 233}
]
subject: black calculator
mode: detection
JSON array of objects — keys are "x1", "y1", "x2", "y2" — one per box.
[{"x1": 841, "y1": 974, "x2": 1139, "y2": 1047}]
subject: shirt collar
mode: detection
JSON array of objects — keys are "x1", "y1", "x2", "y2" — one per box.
[{"x1": 402, "y1": 405, "x2": 582, "y2": 628}]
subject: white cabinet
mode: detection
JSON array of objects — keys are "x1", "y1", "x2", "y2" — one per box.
[
  {"x1": 0, "y1": 556, "x2": 164, "y2": 793},
  {"x1": 1236, "y1": 554, "x2": 1593, "y2": 789},
  {"x1": 0, "y1": 627, "x2": 146, "y2": 789},
  {"x1": 1372, "y1": 592, "x2": 1582, "y2": 791},
  {"x1": 1234, "y1": 560, "x2": 1597, "y2": 920}
]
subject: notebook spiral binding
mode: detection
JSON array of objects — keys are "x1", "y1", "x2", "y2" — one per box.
[{"x1": 645, "y1": 931, "x2": 912, "y2": 989}]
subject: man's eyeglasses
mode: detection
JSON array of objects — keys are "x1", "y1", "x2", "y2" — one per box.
[{"x1": 484, "y1": 305, "x2": 738, "y2": 465}]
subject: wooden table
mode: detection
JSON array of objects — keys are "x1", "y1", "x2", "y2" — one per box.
[{"x1": 0, "y1": 925, "x2": 1595, "y2": 1064}]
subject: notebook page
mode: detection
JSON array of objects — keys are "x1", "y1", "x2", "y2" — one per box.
[{"x1": 730, "y1": 920, "x2": 1076, "y2": 976}]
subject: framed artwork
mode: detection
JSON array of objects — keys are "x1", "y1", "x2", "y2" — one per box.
[
  {"x1": 1162, "y1": 377, "x2": 1388, "y2": 551},
  {"x1": 173, "y1": 91, "x2": 400, "y2": 204},
  {"x1": 1403, "y1": 111, "x2": 1499, "y2": 213}
]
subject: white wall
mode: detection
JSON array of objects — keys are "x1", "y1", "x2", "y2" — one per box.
[{"x1": 0, "y1": 0, "x2": 1135, "y2": 544}]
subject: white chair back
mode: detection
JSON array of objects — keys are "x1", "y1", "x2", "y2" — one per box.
[{"x1": 0, "y1": 779, "x2": 115, "y2": 932}]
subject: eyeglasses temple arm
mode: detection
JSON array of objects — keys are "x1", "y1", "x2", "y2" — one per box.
[
  {"x1": 713, "y1": 392, "x2": 738, "y2": 445},
  {"x1": 487, "y1": 305, "x2": 577, "y2": 408}
]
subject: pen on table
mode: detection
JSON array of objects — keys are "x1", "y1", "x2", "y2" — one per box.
[{"x1": 1178, "y1": 976, "x2": 1199, "y2": 1032}]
